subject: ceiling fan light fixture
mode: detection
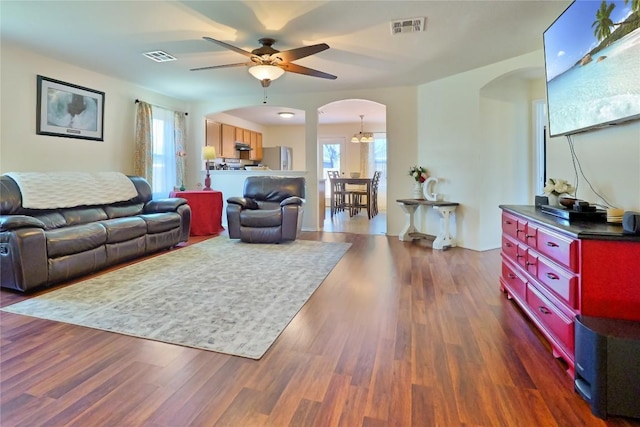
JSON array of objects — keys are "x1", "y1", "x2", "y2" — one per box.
[{"x1": 248, "y1": 64, "x2": 285, "y2": 82}]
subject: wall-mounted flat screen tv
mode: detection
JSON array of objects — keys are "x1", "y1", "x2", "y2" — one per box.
[{"x1": 543, "y1": 0, "x2": 640, "y2": 137}]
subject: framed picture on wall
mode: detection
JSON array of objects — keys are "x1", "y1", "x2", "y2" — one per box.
[{"x1": 36, "y1": 75, "x2": 105, "y2": 141}]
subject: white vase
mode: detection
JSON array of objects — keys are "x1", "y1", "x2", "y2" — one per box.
[
  {"x1": 547, "y1": 193, "x2": 559, "y2": 207},
  {"x1": 412, "y1": 181, "x2": 424, "y2": 199}
]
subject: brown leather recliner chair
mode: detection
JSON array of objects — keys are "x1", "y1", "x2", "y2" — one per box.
[{"x1": 226, "y1": 176, "x2": 305, "y2": 243}]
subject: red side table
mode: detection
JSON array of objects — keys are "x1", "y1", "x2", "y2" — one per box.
[{"x1": 169, "y1": 190, "x2": 224, "y2": 236}]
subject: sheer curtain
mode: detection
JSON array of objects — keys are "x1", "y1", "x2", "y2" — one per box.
[
  {"x1": 360, "y1": 140, "x2": 372, "y2": 176},
  {"x1": 368, "y1": 133, "x2": 387, "y2": 210},
  {"x1": 134, "y1": 101, "x2": 153, "y2": 184},
  {"x1": 134, "y1": 102, "x2": 187, "y2": 199},
  {"x1": 174, "y1": 111, "x2": 187, "y2": 189}
]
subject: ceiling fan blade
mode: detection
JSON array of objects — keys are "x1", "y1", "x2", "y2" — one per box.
[
  {"x1": 190, "y1": 62, "x2": 252, "y2": 71},
  {"x1": 275, "y1": 43, "x2": 330, "y2": 62},
  {"x1": 202, "y1": 37, "x2": 255, "y2": 59},
  {"x1": 280, "y1": 63, "x2": 337, "y2": 80}
]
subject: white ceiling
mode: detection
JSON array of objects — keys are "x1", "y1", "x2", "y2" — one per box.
[{"x1": 1, "y1": 0, "x2": 569, "y2": 125}]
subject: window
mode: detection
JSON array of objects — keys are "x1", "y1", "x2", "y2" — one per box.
[{"x1": 150, "y1": 106, "x2": 180, "y2": 198}]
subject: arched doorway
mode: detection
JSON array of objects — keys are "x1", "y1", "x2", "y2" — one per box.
[{"x1": 318, "y1": 99, "x2": 387, "y2": 235}]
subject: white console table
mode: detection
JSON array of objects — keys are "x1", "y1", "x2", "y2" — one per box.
[{"x1": 396, "y1": 199, "x2": 459, "y2": 250}]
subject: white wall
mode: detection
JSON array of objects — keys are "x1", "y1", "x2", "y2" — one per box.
[
  {"x1": 419, "y1": 51, "x2": 552, "y2": 250},
  {"x1": 546, "y1": 125, "x2": 640, "y2": 211},
  {"x1": 0, "y1": 42, "x2": 188, "y2": 174},
  {"x1": 263, "y1": 125, "x2": 306, "y2": 171}
]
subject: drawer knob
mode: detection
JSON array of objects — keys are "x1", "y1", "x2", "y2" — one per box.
[
  {"x1": 504, "y1": 220, "x2": 513, "y2": 225},
  {"x1": 526, "y1": 234, "x2": 534, "y2": 239},
  {"x1": 508, "y1": 273, "x2": 516, "y2": 279},
  {"x1": 526, "y1": 261, "x2": 535, "y2": 266},
  {"x1": 546, "y1": 272, "x2": 559, "y2": 280},
  {"x1": 538, "y1": 306, "x2": 551, "y2": 315},
  {"x1": 545, "y1": 241, "x2": 559, "y2": 247},
  {"x1": 516, "y1": 254, "x2": 524, "y2": 259},
  {"x1": 504, "y1": 242, "x2": 513, "y2": 248}
]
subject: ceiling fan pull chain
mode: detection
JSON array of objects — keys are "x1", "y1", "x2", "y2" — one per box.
[{"x1": 263, "y1": 87, "x2": 268, "y2": 104}]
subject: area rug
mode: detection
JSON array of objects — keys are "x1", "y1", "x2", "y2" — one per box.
[{"x1": 1, "y1": 238, "x2": 351, "y2": 359}]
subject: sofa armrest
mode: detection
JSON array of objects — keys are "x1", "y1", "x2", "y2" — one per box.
[
  {"x1": 144, "y1": 198, "x2": 187, "y2": 213},
  {"x1": 0, "y1": 215, "x2": 46, "y2": 232},
  {"x1": 227, "y1": 197, "x2": 259, "y2": 210},
  {"x1": 0, "y1": 227, "x2": 48, "y2": 292},
  {"x1": 280, "y1": 196, "x2": 304, "y2": 207}
]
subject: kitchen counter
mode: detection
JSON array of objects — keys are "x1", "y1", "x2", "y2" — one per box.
[{"x1": 208, "y1": 170, "x2": 307, "y2": 175}]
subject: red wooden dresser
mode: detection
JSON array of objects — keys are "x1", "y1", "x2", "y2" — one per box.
[{"x1": 499, "y1": 205, "x2": 640, "y2": 376}]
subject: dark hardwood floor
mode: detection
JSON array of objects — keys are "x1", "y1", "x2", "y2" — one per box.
[{"x1": 1, "y1": 231, "x2": 638, "y2": 426}]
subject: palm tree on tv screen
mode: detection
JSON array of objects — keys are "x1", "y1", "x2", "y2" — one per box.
[
  {"x1": 625, "y1": 0, "x2": 639, "y2": 14},
  {"x1": 592, "y1": 0, "x2": 616, "y2": 41}
]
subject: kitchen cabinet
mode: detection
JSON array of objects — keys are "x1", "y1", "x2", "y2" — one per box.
[
  {"x1": 215, "y1": 122, "x2": 263, "y2": 160},
  {"x1": 221, "y1": 124, "x2": 237, "y2": 158},
  {"x1": 249, "y1": 131, "x2": 263, "y2": 161},
  {"x1": 256, "y1": 133, "x2": 263, "y2": 160},
  {"x1": 499, "y1": 205, "x2": 640, "y2": 378},
  {"x1": 235, "y1": 126, "x2": 244, "y2": 143},
  {"x1": 205, "y1": 121, "x2": 221, "y2": 156}
]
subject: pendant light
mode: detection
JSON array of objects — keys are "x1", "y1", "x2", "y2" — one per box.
[{"x1": 351, "y1": 115, "x2": 374, "y2": 143}]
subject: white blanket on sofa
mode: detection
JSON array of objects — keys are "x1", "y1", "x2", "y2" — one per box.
[{"x1": 5, "y1": 172, "x2": 139, "y2": 210}]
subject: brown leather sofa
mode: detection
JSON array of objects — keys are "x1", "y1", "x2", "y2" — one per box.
[
  {"x1": 227, "y1": 176, "x2": 305, "y2": 243},
  {"x1": 0, "y1": 175, "x2": 191, "y2": 292}
]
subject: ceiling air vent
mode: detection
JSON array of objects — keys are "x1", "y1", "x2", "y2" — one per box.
[
  {"x1": 390, "y1": 17, "x2": 426, "y2": 35},
  {"x1": 143, "y1": 50, "x2": 177, "y2": 62}
]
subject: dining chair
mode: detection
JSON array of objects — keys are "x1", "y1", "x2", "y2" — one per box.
[
  {"x1": 328, "y1": 170, "x2": 349, "y2": 218},
  {"x1": 348, "y1": 174, "x2": 373, "y2": 219},
  {"x1": 371, "y1": 171, "x2": 382, "y2": 217}
]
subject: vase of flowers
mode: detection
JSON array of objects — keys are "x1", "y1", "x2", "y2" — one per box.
[
  {"x1": 409, "y1": 165, "x2": 428, "y2": 199},
  {"x1": 543, "y1": 178, "x2": 575, "y2": 206}
]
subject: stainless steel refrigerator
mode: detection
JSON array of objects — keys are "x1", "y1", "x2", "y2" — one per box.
[{"x1": 261, "y1": 146, "x2": 293, "y2": 170}]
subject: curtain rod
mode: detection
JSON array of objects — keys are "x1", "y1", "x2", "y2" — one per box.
[{"x1": 135, "y1": 99, "x2": 188, "y2": 116}]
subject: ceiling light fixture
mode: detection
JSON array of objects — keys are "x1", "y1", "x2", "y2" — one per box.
[
  {"x1": 278, "y1": 112, "x2": 295, "y2": 119},
  {"x1": 248, "y1": 64, "x2": 285, "y2": 87},
  {"x1": 351, "y1": 115, "x2": 374, "y2": 143}
]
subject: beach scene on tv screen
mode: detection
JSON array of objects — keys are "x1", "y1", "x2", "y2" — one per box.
[{"x1": 544, "y1": 0, "x2": 640, "y2": 136}]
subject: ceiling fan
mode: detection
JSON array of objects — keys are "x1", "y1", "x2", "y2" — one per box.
[{"x1": 191, "y1": 37, "x2": 337, "y2": 87}]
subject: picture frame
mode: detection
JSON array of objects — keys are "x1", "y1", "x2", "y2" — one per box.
[{"x1": 36, "y1": 75, "x2": 105, "y2": 141}]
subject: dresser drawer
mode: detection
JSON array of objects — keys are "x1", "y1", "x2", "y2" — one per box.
[
  {"x1": 536, "y1": 227, "x2": 579, "y2": 272},
  {"x1": 502, "y1": 234, "x2": 518, "y2": 263},
  {"x1": 501, "y1": 259, "x2": 527, "y2": 301},
  {"x1": 524, "y1": 223, "x2": 538, "y2": 249},
  {"x1": 536, "y1": 256, "x2": 579, "y2": 309},
  {"x1": 526, "y1": 284, "x2": 575, "y2": 353},
  {"x1": 502, "y1": 212, "x2": 521, "y2": 240}
]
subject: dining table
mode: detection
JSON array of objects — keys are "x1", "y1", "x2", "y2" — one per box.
[{"x1": 331, "y1": 177, "x2": 374, "y2": 219}]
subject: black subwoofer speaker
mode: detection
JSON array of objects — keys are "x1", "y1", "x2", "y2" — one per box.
[
  {"x1": 574, "y1": 315, "x2": 640, "y2": 420},
  {"x1": 623, "y1": 211, "x2": 640, "y2": 234}
]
